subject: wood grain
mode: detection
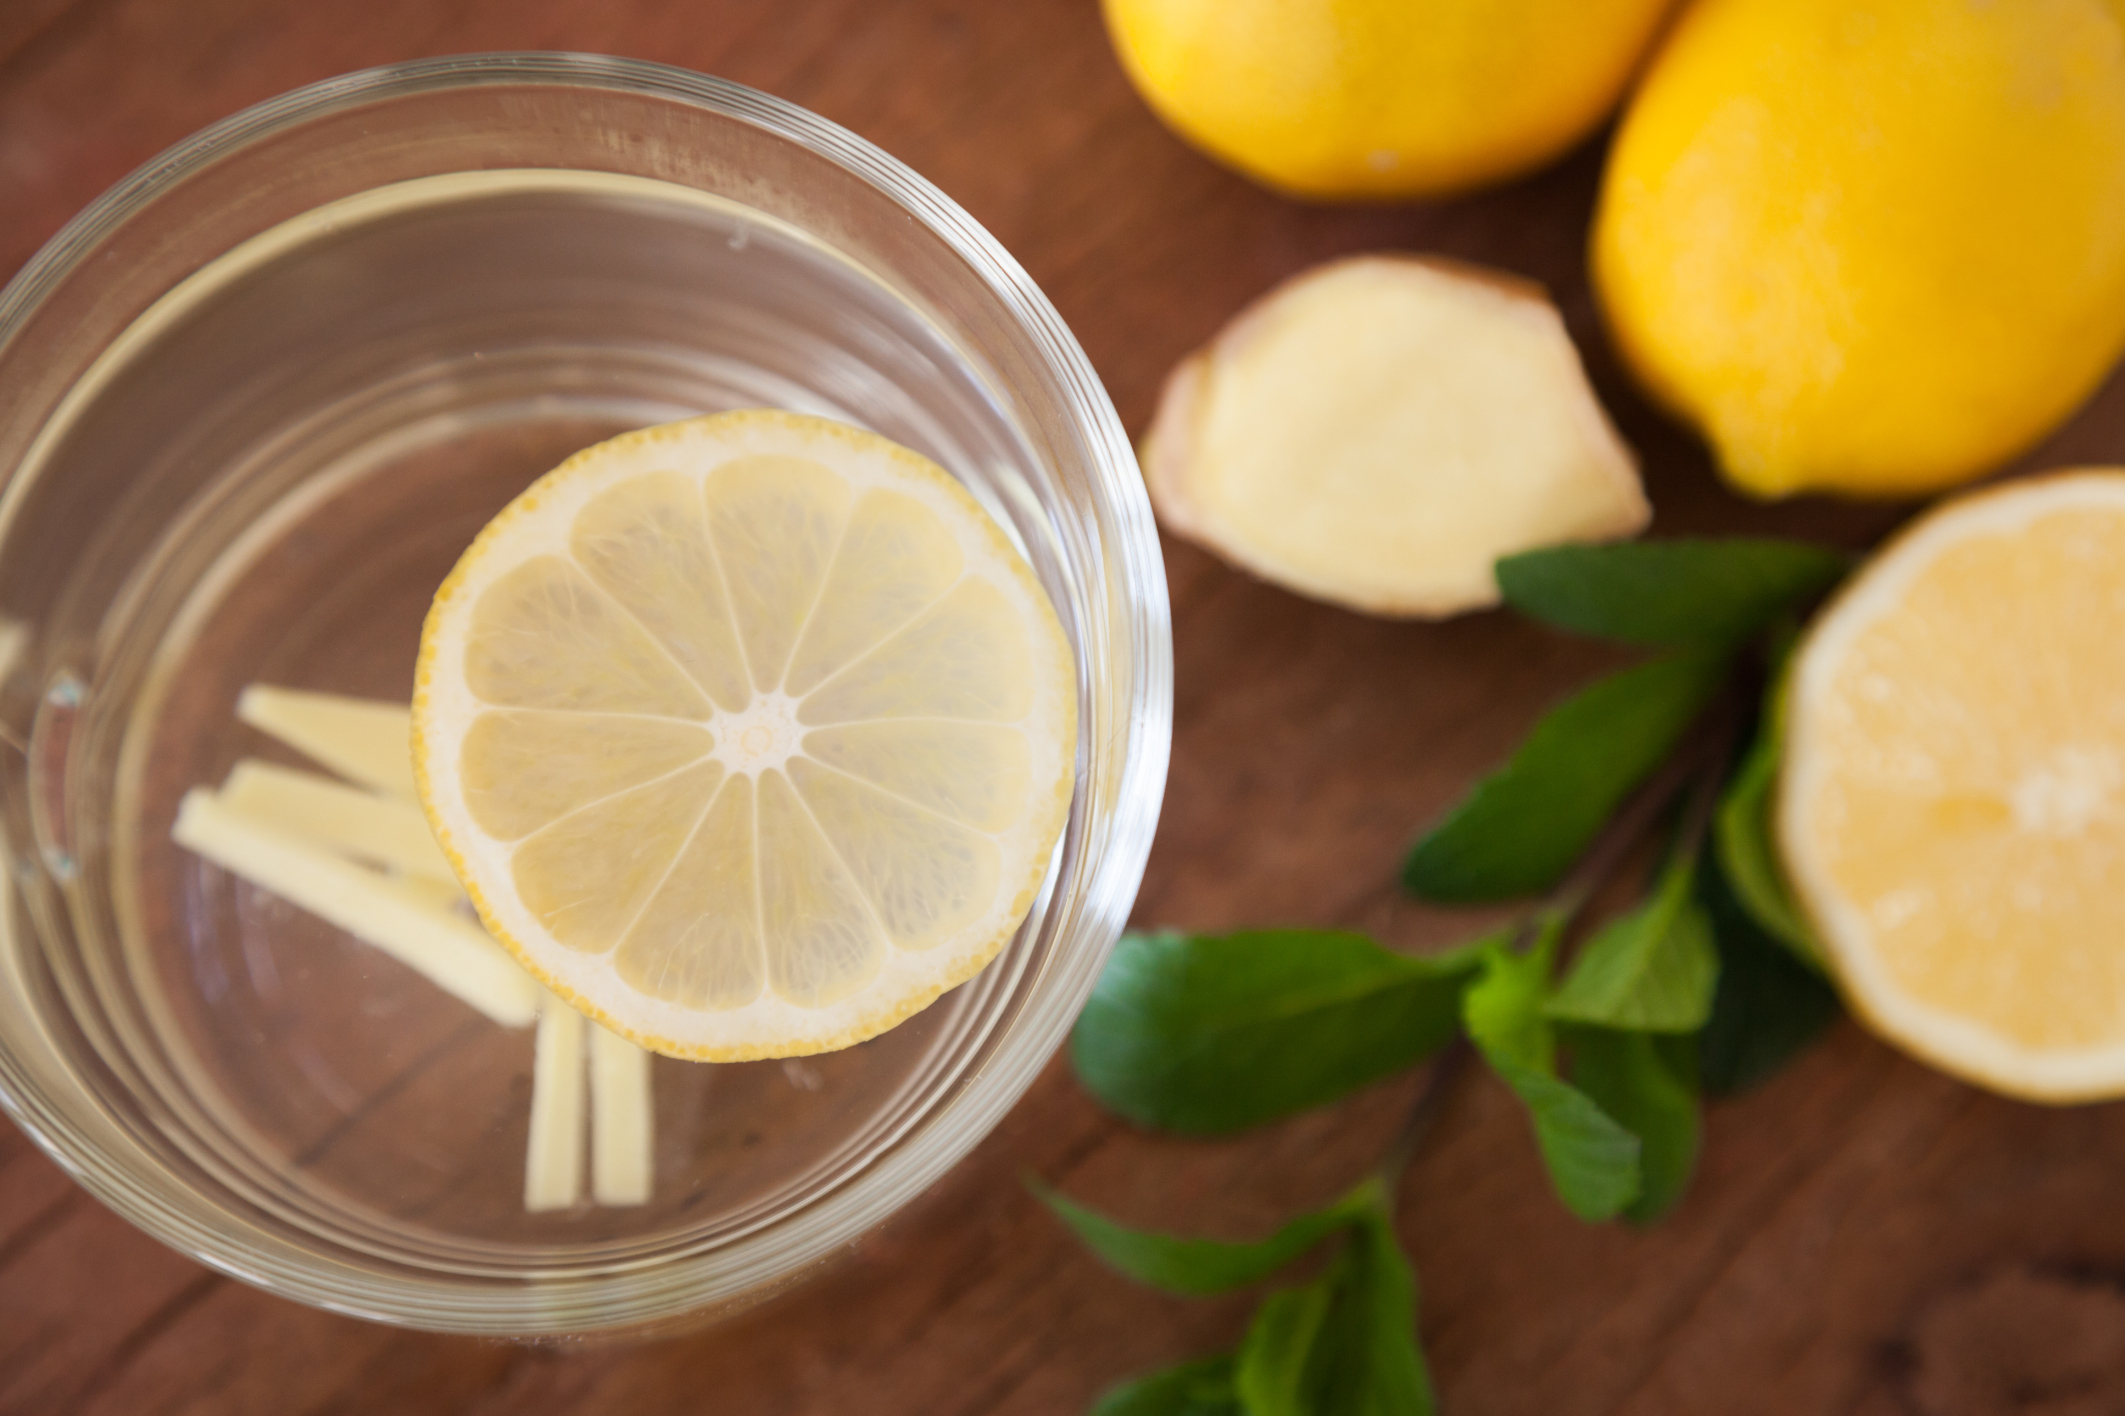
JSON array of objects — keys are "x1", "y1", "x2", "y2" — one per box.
[{"x1": 8, "y1": 2, "x2": 2125, "y2": 1412}]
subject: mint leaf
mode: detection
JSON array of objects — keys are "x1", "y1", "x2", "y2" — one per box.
[
  {"x1": 1235, "y1": 1283, "x2": 1334, "y2": 1416},
  {"x1": 1496, "y1": 538, "x2": 1850, "y2": 650},
  {"x1": 1303, "y1": 1210, "x2": 1435, "y2": 1416},
  {"x1": 1463, "y1": 937, "x2": 1642, "y2": 1222},
  {"x1": 1404, "y1": 654, "x2": 1728, "y2": 903},
  {"x1": 1565, "y1": 1027, "x2": 1700, "y2": 1225},
  {"x1": 1461, "y1": 923, "x2": 1562, "y2": 1072},
  {"x1": 1091, "y1": 1356, "x2": 1243, "y2": 1416},
  {"x1": 1490, "y1": 1062, "x2": 1645, "y2": 1224},
  {"x1": 1699, "y1": 859, "x2": 1841, "y2": 1097},
  {"x1": 1236, "y1": 1200, "x2": 1434, "y2": 1416},
  {"x1": 1713, "y1": 675, "x2": 1825, "y2": 968},
  {"x1": 1036, "y1": 1183, "x2": 1369, "y2": 1297},
  {"x1": 1071, "y1": 929, "x2": 1487, "y2": 1134},
  {"x1": 1545, "y1": 852, "x2": 1719, "y2": 1032}
]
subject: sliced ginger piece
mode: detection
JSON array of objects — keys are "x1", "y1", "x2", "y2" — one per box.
[
  {"x1": 173, "y1": 788, "x2": 538, "y2": 1027},
  {"x1": 187, "y1": 690, "x2": 659, "y2": 1209},
  {"x1": 524, "y1": 990, "x2": 587, "y2": 1212},
  {"x1": 1143, "y1": 254, "x2": 1647, "y2": 616},
  {"x1": 589, "y1": 1022, "x2": 654, "y2": 1206},
  {"x1": 237, "y1": 685, "x2": 421, "y2": 799},
  {"x1": 220, "y1": 758, "x2": 458, "y2": 887}
]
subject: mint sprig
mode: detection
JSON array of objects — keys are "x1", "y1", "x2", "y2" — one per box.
[
  {"x1": 1063, "y1": 1177, "x2": 1436, "y2": 1416},
  {"x1": 1049, "y1": 536, "x2": 1852, "y2": 1413}
]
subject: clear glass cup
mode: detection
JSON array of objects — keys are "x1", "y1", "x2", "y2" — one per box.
[{"x1": 0, "y1": 54, "x2": 1170, "y2": 1335}]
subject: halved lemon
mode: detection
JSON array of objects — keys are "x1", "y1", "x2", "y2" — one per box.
[
  {"x1": 1781, "y1": 469, "x2": 2125, "y2": 1101},
  {"x1": 414, "y1": 411, "x2": 1077, "y2": 1061}
]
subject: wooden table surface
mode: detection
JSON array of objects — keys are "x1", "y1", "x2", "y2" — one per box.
[{"x1": 10, "y1": 3, "x2": 2125, "y2": 1413}]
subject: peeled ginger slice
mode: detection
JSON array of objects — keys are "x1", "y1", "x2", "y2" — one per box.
[{"x1": 1143, "y1": 254, "x2": 1647, "y2": 617}]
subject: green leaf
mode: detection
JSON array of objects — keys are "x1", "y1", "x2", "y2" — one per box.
[
  {"x1": 1404, "y1": 654, "x2": 1728, "y2": 903},
  {"x1": 1463, "y1": 937, "x2": 1642, "y2": 1222},
  {"x1": 1712, "y1": 674, "x2": 1825, "y2": 968},
  {"x1": 1302, "y1": 1210, "x2": 1435, "y2": 1416},
  {"x1": 1545, "y1": 852, "x2": 1720, "y2": 1032},
  {"x1": 1492, "y1": 1063, "x2": 1645, "y2": 1224},
  {"x1": 1071, "y1": 929, "x2": 1487, "y2": 1135},
  {"x1": 1235, "y1": 1283, "x2": 1334, "y2": 1416},
  {"x1": 1565, "y1": 1027, "x2": 1701, "y2": 1225},
  {"x1": 1698, "y1": 857, "x2": 1842, "y2": 1097},
  {"x1": 1091, "y1": 1356, "x2": 1244, "y2": 1416},
  {"x1": 1495, "y1": 538, "x2": 1851, "y2": 650},
  {"x1": 1460, "y1": 923, "x2": 1562, "y2": 1074},
  {"x1": 1237, "y1": 1201, "x2": 1434, "y2": 1416},
  {"x1": 1036, "y1": 1182, "x2": 1369, "y2": 1297}
]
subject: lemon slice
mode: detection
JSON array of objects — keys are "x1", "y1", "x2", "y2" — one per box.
[
  {"x1": 414, "y1": 411, "x2": 1076, "y2": 1060},
  {"x1": 1781, "y1": 469, "x2": 2125, "y2": 1101}
]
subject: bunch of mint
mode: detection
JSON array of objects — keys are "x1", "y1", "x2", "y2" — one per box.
[{"x1": 1044, "y1": 539, "x2": 1856, "y2": 1415}]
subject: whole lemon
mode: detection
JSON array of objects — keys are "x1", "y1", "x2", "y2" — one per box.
[
  {"x1": 1593, "y1": 0, "x2": 2125, "y2": 500},
  {"x1": 1101, "y1": 0, "x2": 1680, "y2": 200}
]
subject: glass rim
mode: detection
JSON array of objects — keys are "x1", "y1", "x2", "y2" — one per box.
[{"x1": 0, "y1": 52, "x2": 1173, "y2": 1332}]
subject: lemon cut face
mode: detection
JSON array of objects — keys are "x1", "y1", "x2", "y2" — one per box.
[
  {"x1": 415, "y1": 411, "x2": 1077, "y2": 1060},
  {"x1": 1781, "y1": 470, "x2": 2125, "y2": 1100}
]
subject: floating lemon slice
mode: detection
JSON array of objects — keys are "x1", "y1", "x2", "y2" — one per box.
[
  {"x1": 1781, "y1": 469, "x2": 2125, "y2": 1101},
  {"x1": 414, "y1": 411, "x2": 1077, "y2": 1060}
]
